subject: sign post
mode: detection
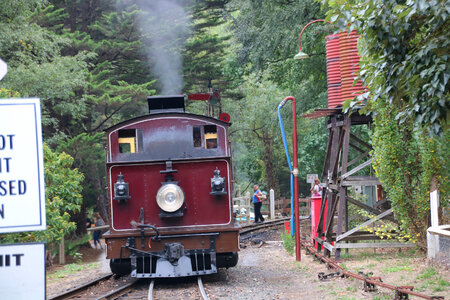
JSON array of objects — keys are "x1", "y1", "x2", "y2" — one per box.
[
  {"x1": 307, "y1": 174, "x2": 318, "y2": 191},
  {"x1": 0, "y1": 98, "x2": 46, "y2": 233},
  {"x1": 0, "y1": 58, "x2": 7, "y2": 81},
  {"x1": 0, "y1": 243, "x2": 46, "y2": 299}
]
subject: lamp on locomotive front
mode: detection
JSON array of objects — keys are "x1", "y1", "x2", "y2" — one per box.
[
  {"x1": 113, "y1": 173, "x2": 130, "y2": 203},
  {"x1": 210, "y1": 168, "x2": 226, "y2": 196},
  {"x1": 156, "y1": 183, "x2": 185, "y2": 217}
]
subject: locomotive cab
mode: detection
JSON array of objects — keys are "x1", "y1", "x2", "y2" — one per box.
[{"x1": 104, "y1": 95, "x2": 239, "y2": 278}]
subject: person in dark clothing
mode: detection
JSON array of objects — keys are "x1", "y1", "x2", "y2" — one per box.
[
  {"x1": 86, "y1": 212, "x2": 92, "y2": 228},
  {"x1": 93, "y1": 212, "x2": 104, "y2": 249},
  {"x1": 252, "y1": 185, "x2": 265, "y2": 223}
]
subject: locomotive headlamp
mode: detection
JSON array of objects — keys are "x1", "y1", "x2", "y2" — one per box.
[
  {"x1": 156, "y1": 183, "x2": 185, "y2": 212},
  {"x1": 210, "y1": 168, "x2": 226, "y2": 196},
  {"x1": 114, "y1": 173, "x2": 130, "y2": 203}
]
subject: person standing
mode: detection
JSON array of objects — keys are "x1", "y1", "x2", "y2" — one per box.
[
  {"x1": 85, "y1": 212, "x2": 92, "y2": 228},
  {"x1": 252, "y1": 185, "x2": 265, "y2": 223},
  {"x1": 310, "y1": 178, "x2": 323, "y2": 197},
  {"x1": 93, "y1": 212, "x2": 104, "y2": 249}
]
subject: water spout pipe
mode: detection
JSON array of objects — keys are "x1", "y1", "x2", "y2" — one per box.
[
  {"x1": 278, "y1": 96, "x2": 301, "y2": 261},
  {"x1": 277, "y1": 103, "x2": 295, "y2": 237}
]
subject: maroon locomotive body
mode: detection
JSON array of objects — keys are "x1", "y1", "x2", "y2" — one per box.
[{"x1": 103, "y1": 95, "x2": 239, "y2": 278}]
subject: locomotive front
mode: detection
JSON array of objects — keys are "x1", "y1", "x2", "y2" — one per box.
[{"x1": 103, "y1": 95, "x2": 239, "y2": 278}]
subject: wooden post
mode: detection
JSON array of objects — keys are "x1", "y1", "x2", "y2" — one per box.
[
  {"x1": 270, "y1": 189, "x2": 275, "y2": 219},
  {"x1": 430, "y1": 190, "x2": 439, "y2": 227},
  {"x1": 335, "y1": 115, "x2": 350, "y2": 260},
  {"x1": 245, "y1": 192, "x2": 251, "y2": 224},
  {"x1": 59, "y1": 237, "x2": 65, "y2": 265},
  {"x1": 427, "y1": 190, "x2": 440, "y2": 259}
]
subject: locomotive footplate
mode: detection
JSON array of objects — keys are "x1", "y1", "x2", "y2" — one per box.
[{"x1": 125, "y1": 232, "x2": 219, "y2": 278}]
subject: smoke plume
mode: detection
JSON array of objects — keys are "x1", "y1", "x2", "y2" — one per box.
[{"x1": 135, "y1": 0, "x2": 190, "y2": 95}]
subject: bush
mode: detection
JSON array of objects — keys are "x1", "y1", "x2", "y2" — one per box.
[{"x1": 281, "y1": 231, "x2": 295, "y2": 255}]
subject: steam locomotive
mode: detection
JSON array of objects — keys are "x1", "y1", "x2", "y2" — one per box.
[{"x1": 103, "y1": 95, "x2": 239, "y2": 278}]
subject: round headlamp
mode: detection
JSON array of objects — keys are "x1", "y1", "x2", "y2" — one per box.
[
  {"x1": 117, "y1": 184, "x2": 126, "y2": 195},
  {"x1": 156, "y1": 184, "x2": 185, "y2": 212}
]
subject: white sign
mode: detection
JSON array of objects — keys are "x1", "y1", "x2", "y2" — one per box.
[
  {"x1": 0, "y1": 243, "x2": 46, "y2": 300},
  {"x1": 0, "y1": 58, "x2": 6, "y2": 81},
  {"x1": 0, "y1": 98, "x2": 46, "y2": 233},
  {"x1": 307, "y1": 174, "x2": 318, "y2": 183}
]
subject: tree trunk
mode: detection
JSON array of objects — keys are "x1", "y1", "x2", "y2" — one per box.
[
  {"x1": 95, "y1": 175, "x2": 110, "y2": 225},
  {"x1": 262, "y1": 132, "x2": 280, "y2": 195}
]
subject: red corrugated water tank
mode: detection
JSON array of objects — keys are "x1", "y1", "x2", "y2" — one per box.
[{"x1": 325, "y1": 31, "x2": 367, "y2": 108}]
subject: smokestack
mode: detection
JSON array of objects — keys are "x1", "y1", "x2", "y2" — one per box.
[{"x1": 147, "y1": 95, "x2": 185, "y2": 114}]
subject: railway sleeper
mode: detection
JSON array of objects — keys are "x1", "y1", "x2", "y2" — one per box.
[
  {"x1": 395, "y1": 286, "x2": 414, "y2": 299},
  {"x1": 363, "y1": 276, "x2": 382, "y2": 292}
]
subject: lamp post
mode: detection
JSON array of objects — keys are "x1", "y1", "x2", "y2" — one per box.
[{"x1": 294, "y1": 19, "x2": 329, "y2": 60}]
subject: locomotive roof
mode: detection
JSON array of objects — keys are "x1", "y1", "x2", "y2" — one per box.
[{"x1": 104, "y1": 112, "x2": 231, "y2": 132}]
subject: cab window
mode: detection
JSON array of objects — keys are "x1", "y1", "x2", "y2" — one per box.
[
  {"x1": 193, "y1": 125, "x2": 218, "y2": 149},
  {"x1": 118, "y1": 129, "x2": 136, "y2": 153},
  {"x1": 204, "y1": 125, "x2": 217, "y2": 149},
  {"x1": 193, "y1": 126, "x2": 202, "y2": 148}
]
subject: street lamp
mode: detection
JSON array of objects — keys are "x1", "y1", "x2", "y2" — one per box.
[{"x1": 294, "y1": 19, "x2": 329, "y2": 60}]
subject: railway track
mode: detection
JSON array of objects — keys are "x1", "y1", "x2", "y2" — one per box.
[
  {"x1": 239, "y1": 217, "x2": 290, "y2": 235},
  {"x1": 48, "y1": 274, "x2": 140, "y2": 300},
  {"x1": 48, "y1": 219, "x2": 286, "y2": 299},
  {"x1": 302, "y1": 240, "x2": 445, "y2": 300}
]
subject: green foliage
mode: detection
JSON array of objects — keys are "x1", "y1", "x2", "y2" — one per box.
[
  {"x1": 0, "y1": 88, "x2": 20, "y2": 98},
  {"x1": 225, "y1": 73, "x2": 289, "y2": 193},
  {"x1": 48, "y1": 262, "x2": 99, "y2": 279},
  {"x1": 65, "y1": 234, "x2": 91, "y2": 262},
  {"x1": 0, "y1": 144, "x2": 83, "y2": 245},
  {"x1": 417, "y1": 267, "x2": 450, "y2": 292},
  {"x1": 56, "y1": 133, "x2": 105, "y2": 212},
  {"x1": 42, "y1": 144, "x2": 84, "y2": 242},
  {"x1": 281, "y1": 231, "x2": 295, "y2": 255},
  {"x1": 0, "y1": 0, "x2": 47, "y2": 22},
  {"x1": 383, "y1": 263, "x2": 413, "y2": 273},
  {"x1": 184, "y1": 0, "x2": 231, "y2": 95},
  {"x1": 358, "y1": 209, "x2": 416, "y2": 243},
  {"x1": 370, "y1": 101, "x2": 448, "y2": 247}
]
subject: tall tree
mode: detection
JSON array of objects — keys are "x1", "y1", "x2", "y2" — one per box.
[
  {"x1": 225, "y1": 0, "x2": 331, "y2": 195},
  {"x1": 32, "y1": 1, "x2": 156, "y2": 222},
  {"x1": 183, "y1": 0, "x2": 231, "y2": 93},
  {"x1": 225, "y1": 74, "x2": 287, "y2": 194}
]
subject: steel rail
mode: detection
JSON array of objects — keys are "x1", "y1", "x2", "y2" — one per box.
[
  {"x1": 198, "y1": 276, "x2": 210, "y2": 300},
  {"x1": 148, "y1": 280, "x2": 155, "y2": 300},
  {"x1": 148, "y1": 277, "x2": 209, "y2": 300},
  {"x1": 239, "y1": 217, "x2": 289, "y2": 235},
  {"x1": 301, "y1": 241, "x2": 444, "y2": 300},
  {"x1": 94, "y1": 279, "x2": 140, "y2": 300},
  {"x1": 48, "y1": 273, "x2": 113, "y2": 300}
]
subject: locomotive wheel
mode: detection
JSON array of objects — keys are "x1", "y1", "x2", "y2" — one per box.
[
  {"x1": 110, "y1": 258, "x2": 131, "y2": 276},
  {"x1": 216, "y1": 252, "x2": 238, "y2": 268}
]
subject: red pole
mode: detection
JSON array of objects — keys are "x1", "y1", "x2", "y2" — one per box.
[{"x1": 284, "y1": 96, "x2": 301, "y2": 261}]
